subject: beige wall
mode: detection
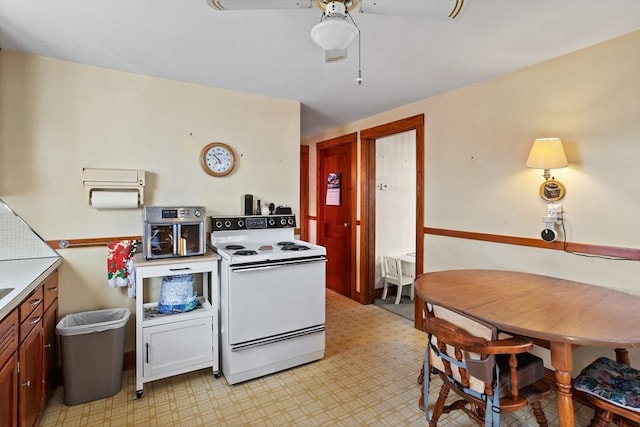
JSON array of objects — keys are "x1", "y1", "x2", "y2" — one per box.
[
  {"x1": 0, "y1": 51, "x2": 301, "y2": 350},
  {"x1": 305, "y1": 31, "x2": 640, "y2": 373}
]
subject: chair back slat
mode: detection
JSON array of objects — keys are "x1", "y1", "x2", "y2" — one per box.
[
  {"x1": 427, "y1": 304, "x2": 497, "y2": 394},
  {"x1": 383, "y1": 256, "x2": 401, "y2": 278}
]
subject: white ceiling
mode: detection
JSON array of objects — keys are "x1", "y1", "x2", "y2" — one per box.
[{"x1": 1, "y1": 0, "x2": 639, "y2": 137}]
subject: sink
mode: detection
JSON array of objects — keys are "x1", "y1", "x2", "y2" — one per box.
[{"x1": 0, "y1": 288, "x2": 15, "y2": 300}]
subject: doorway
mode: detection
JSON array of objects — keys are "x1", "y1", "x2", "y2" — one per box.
[
  {"x1": 373, "y1": 131, "x2": 417, "y2": 319},
  {"x1": 360, "y1": 115, "x2": 425, "y2": 328},
  {"x1": 316, "y1": 133, "x2": 357, "y2": 298}
]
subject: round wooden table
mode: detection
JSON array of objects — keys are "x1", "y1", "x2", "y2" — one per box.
[{"x1": 415, "y1": 269, "x2": 640, "y2": 427}]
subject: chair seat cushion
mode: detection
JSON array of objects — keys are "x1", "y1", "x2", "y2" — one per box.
[
  {"x1": 496, "y1": 352, "x2": 544, "y2": 398},
  {"x1": 574, "y1": 357, "x2": 640, "y2": 413}
]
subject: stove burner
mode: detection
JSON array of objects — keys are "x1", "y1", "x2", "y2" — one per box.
[
  {"x1": 234, "y1": 250, "x2": 258, "y2": 256},
  {"x1": 277, "y1": 241, "x2": 296, "y2": 247},
  {"x1": 225, "y1": 244, "x2": 245, "y2": 250},
  {"x1": 281, "y1": 244, "x2": 310, "y2": 251}
]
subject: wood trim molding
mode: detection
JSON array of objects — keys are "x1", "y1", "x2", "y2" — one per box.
[
  {"x1": 359, "y1": 114, "x2": 425, "y2": 318},
  {"x1": 300, "y1": 145, "x2": 310, "y2": 241},
  {"x1": 316, "y1": 133, "x2": 358, "y2": 149},
  {"x1": 424, "y1": 227, "x2": 640, "y2": 260},
  {"x1": 360, "y1": 114, "x2": 424, "y2": 140},
  {"x1": 46, "y1": 236, "x2": 142, "y2": 249},
  {"x1": 360, "y1": 136, "x2": 376, "y2": 305}
]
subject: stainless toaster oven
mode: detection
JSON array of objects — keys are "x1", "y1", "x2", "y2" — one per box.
[{"x1": 142, "y1": 206, "x2": 206, "y2": 259}]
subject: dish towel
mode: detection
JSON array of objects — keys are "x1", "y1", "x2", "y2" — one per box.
[{"x1": 107, "y1": 240, "x2": 137, "y2": 298}]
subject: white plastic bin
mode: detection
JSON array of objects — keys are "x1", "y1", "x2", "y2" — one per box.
[{"x1": 56, "y1": 308, "x2": 130, "y2": 405}]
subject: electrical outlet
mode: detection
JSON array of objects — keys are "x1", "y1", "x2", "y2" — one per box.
[
  {"x1": 546, "y1": 204, "x2": 563, "y2": 220},
  {"x1": 541, "y1": 204, "x2": 563, "y2": 242}
]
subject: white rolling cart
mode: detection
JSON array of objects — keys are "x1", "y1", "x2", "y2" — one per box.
[{"x1": 133, "y1": 250, "x2": 220, "y2": 399}]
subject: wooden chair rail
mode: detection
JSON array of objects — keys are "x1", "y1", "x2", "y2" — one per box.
[
  {"x1": 424, "y1": 227, "x2": 640, "y2": 260},
  {"x1": 46, "y1": 236, "x2": 142, "y2": 249}
]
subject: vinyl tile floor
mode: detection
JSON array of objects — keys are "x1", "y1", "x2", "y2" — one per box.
[
  {"x1": 374, "y1": 295, "x2": 415, "y2": 321},
  {"x1": 42, "y1": 290, "x2": 601, "y2": 426}
]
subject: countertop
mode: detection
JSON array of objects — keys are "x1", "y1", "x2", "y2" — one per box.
[{"x1": 0, "y1": 256, "x2": 62, "y2": 320}]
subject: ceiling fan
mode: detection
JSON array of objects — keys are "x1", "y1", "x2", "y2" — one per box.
[{"x1": 206, "y1": 0, "x2": 467, "y2": 83}]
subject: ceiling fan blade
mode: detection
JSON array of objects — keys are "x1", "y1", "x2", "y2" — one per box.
[
  {"x1": 207, "y1": 0, "x2": 313, "y2": 11},
  {"x1": 358, "y1": 0, "x2": 468, "y2": 20},
  {"x1": 325, "y1": 48, "x2": 348, "y2": 62}
]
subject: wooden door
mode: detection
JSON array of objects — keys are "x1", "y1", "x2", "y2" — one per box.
[
  {"x1": 317, "y1": 134, "x2": 357, "y2": 298},
  {"x1": 42, "y1": 302, "x2": 57, "y2": 404},
  {"x1": 0, "y1": 310, "x2": 18, "y2": 427},
  {"x1": 19, "y1": 326, "x2": 42, "y2": 427},
  {"x1": 0, "y1": 354, "x2": 18, "y2": 427}
]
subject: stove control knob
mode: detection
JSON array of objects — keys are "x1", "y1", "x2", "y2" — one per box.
[
  {"x1": 237, "y1": 220, "x2": 244, "y2": 228},
  {"x1": 287, "y1": 217, "x2": 295, "y2": 226},
  {"x1": 224, "y1": 220, "x2": 232, "y2": 229},
  {"x1": 279, "y1": 218, "x2": 287, "y2": 226},
  {"x1": 268, "y1": 218, "x2": 276, "y2": 227},
  {"x1": 214, "y1": 220, "x2": 223, "y2": 229},
  {"x1": 193, "y1": 209, "x2": 202, "y2": 217}
]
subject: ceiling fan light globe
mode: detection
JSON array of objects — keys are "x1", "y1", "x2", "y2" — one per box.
[{"x1": 310, "y1": 18, "x2": 358, "y2": 51}]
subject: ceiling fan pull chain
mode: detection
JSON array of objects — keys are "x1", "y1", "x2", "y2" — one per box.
[{"x1": 347, "y1": 11, "x2": 362, "y2": 85}]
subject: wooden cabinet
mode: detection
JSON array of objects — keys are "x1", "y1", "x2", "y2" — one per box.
[
  {"x1": 42, "y1": 271, "x2": 58, "y2": 403},
  {"x1": 18, "y1": 323, "x2": 42, "y2": 427},
  {"x1": 0, "y1": 310, "x2": 19, "y2": 427},
  {"x1": 0, "y1": 269, "x2": 58, "y2": 427},
  {"x1": 0, "y1": 353, "x2": 18, "y2": 427},
  {"x1": 18, "y1": 284, "x2": 44, "y2": 427}
]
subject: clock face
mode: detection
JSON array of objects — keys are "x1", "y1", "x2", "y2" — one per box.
[{"x1": 200, "y1": 142, "x2": 236, "y2": 177}]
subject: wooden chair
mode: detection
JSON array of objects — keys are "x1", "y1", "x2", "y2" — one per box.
[
  {"x1": 380, "y1": 256, "x2": 414, "y2": 304},
  {"x1": 573, "y1": 356, "x2": 640, "y2": 427},
  {"x1": 421, "y1": 303, "x2": 552, "y2": 426}
]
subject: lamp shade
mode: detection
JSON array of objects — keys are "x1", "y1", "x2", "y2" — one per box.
[
  {"x1": 525, "y1": 138, "x2": 568, "y2": 170},
  {"x1": 310, "y1": 18, "x2": 358, "y2": 51}
]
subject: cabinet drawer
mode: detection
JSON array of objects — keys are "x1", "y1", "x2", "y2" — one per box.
[
  {"x1": 19, "y1": 286, "x2": 43, "y2": 325},
  {"x1": 43, "y1": 270, "x2": 59, "y2": 310},
  {"x1": 19, "y1": 298, "x2": 43, "y2": 344},
  {"x1": 138, "y1": 261, "x2": 215, "y2": 278},
  {"x1": 0, "y1": 309, "x2": 19, "y2": 368}
]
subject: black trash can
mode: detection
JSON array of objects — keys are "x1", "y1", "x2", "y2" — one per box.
[{"x1": 56, "y1": 308, "x2": 130, "y2": 406}]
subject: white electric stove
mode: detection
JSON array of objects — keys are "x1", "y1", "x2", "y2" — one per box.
[{"x1": 210, "y1": 214, "x2": 326, "y2": 385}]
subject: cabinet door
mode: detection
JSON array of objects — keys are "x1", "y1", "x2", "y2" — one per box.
[
  {"x1": 0, "y1": 354, "x2": 18, "y2": 427},
  {"x1": 143, "y1": 316, "x2": 213, "y2": 379},
  {"x1": 42, "y1": 301, "x2": 58, "y2": 404},
  {"x1": 18, "y1": 326, "x2": 43, "y2": 427}
]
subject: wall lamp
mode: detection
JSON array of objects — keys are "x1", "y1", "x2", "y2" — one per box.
[{"x1": 526, "y1": 137, "x2": 568, "y2": 201}]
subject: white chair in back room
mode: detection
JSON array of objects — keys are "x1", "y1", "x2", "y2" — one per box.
[{"x1": 381, "y1": 256, "x2": 414, "y2": 304}]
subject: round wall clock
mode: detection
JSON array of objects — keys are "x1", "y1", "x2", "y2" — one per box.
[{"x1": 200, "y1": 142, "x2": 236, "y2": 177}]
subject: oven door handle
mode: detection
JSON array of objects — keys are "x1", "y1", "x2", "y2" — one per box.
[
  {"x1": 231, "y1": 326, "x2": 325, "y2": 351},
  {"x1": 231, "y1": 257, "x2": 326, "y2": 272}
]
